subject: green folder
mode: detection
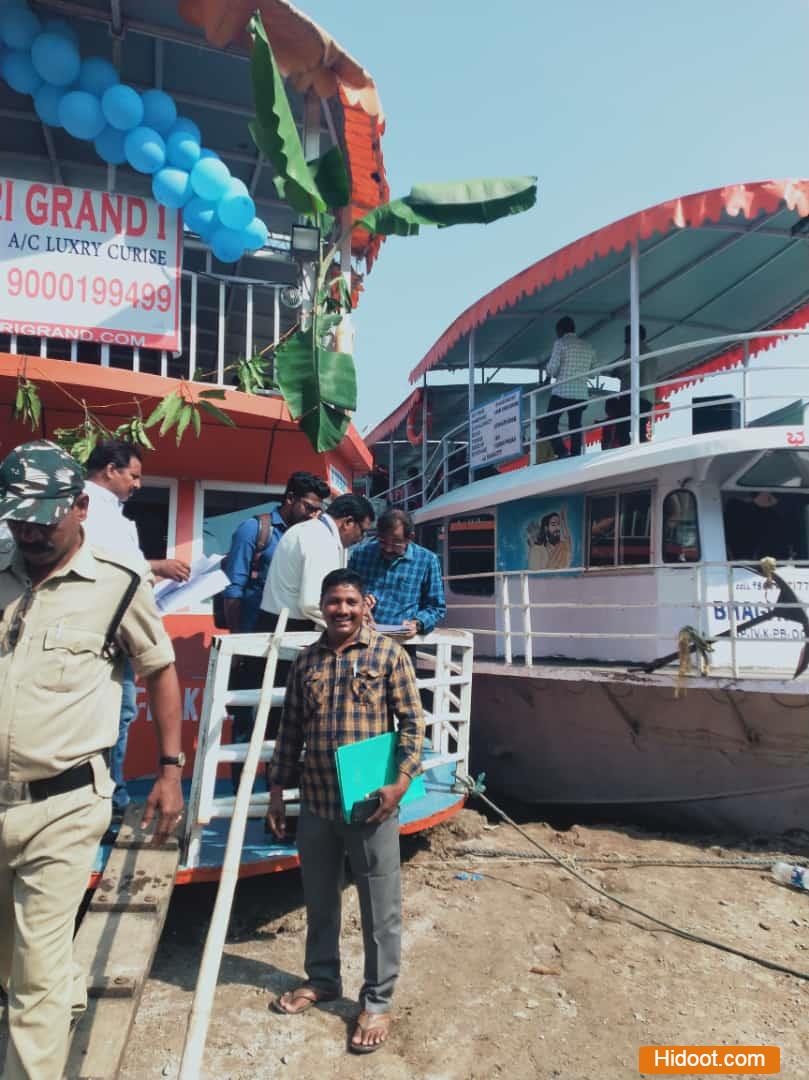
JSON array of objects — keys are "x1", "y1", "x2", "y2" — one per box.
[{"x1": 335, "y1": 731, "x2": 425, "y2": 824}]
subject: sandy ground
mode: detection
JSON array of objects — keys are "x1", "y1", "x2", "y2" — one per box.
[{"x1": 4, "y1": 809, "x2": 809, "y2": 1078}]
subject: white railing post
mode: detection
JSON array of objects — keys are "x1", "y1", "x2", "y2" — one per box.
[
  {"x1": 501, "y1": 575, "x2": 512, "y2": 664},
  {"x1": 529, "y1": 390, "x2": 537, "y2": 466},
  {"x1": 727, "y1": 564, "x2": 738, "y2": 678},
  {"x1": 629, "y1": 238, "x2": 640, "y2": 446},
  {"x1": 421, "y1": 378, "x2": 428, "y2": 506},
  {"x1": 468, "y1": 328, "x2": 476, "y2": 484},
  {"x1": 245, "y1": 283, "x2": 254, "y2": 360},
  {"x1": 217, "y1": 279, "x2": 226, "y2": 385},
  {"x1": 521, "y1": 572, "x2": 533, "y2": 667},
  {"x1": 188, "y1": 272, "x2": 198, "y2": 380},
  {"x1": 741, "y1": 340, "x2": 750, "y2": 428},
  {"x1": 442, "y1": 437, "x2": 449, "y2": 495}
]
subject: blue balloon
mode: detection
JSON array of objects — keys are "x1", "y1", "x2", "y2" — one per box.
[
  {"x1": 217, "y1": 178, "x2": 255, "y2": 231},
  {"x1": 166, "y1": 129, "x2": 200, "y2": 171},
  {"x1": 152, "y1": 167, "x2": 192, "y2": 209},
  {"x1": 3, "y1": 50, "x2": 41, "y2": 95},
  {"x1": 210, "y1": 226, "x2": 244, "y2": 264},
  {"x1": 141, "y1": 89, "x2": 176, "y2": 135},
  {"x1": 58, "y1": 89, "x2": 105, "y2": 139},
  {"x1": 94, "y1": 125, "x2": 127, "y2": 164},
  {"x1": 199, "y1": 147, "x2": 220, "y2": 161},
  {"x1": 31, "y1": 31, "x2": 80, "y2": 86},
  {"x1": 0, "y1": 7, "x2": 40, "y2": 50},
  {"x1": 190, "y1": 156, "x2": 230, "y2": 201},
  {"x1": 34, "y1": 82, "x2": 66, "y2": 126},
  {"x1": 79, "y1": 56, "x2": 118, "y2": 97},
  {"x1": 170, "y1": 117, "x2": 201, "y2": 144},
  {"x1": 43, "y1": 18, "x2": 80, "y2": 46},
  {"x1": 102, "y1": 83, "x2": 142, "y2": 131},
  {"x1": 124, "y1": 125, "x2": 165, "y2": 174},
  {"x1": 183, "y1": 196, "x2": 218, "y2": 240},
  {"x1": 241, "y1": 217, "x2": 269, "y2": 252}
]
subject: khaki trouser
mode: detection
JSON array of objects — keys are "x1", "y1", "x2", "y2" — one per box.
[{"x1": 0, "y1": 781, "x2": 111, "y2": 1080}]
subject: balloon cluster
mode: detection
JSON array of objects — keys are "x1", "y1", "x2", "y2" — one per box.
[{"x1": 0, "y1": 0, "x2": 269, "y2": 262}]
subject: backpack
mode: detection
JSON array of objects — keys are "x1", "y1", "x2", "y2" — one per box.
[{"x1": 212, "y1": 513, "x2": 272, "y2": 630}]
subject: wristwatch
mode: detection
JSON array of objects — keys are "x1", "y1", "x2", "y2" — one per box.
[{"x1": 159, "y1": 752, "x2": 186, "y2": 768}]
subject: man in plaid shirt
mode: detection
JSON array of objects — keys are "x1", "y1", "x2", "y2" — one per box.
[
  {"x1": 349, "y1": 508, "x2": 446, "y2": 639},
  {"x1": 266, "y1": 568, "x2": 424, "y2": 1054},
  {"x1": 539, "y1": 315, "x2": 596, "y2": 457}
]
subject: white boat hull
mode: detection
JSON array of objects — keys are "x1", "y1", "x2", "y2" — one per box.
[{"x1": 471, "y1": 666, "x2": 809, "y2": 835}]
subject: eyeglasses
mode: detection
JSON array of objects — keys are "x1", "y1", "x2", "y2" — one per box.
[
  {"x1": 299, "y1": 499, "x2": 323, "y2": 516},
  {"x1": 4, "y1": 585, "x2": 33, "y2": 651}
]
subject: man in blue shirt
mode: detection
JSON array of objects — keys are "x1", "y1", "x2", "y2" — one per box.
[
  {"x1": 221, "y1": 471, "x2": 330, "y2": 633},
  {"x1": 349, "y1": 509, "x2": 446, "y2": 639},
  {"x1": 221, "y1": 471, "x2": 329, "y2": 786}
]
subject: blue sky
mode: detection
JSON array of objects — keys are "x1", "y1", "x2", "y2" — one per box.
[{"x1": 301, "y1": 1, "x2": 809, "y2": 432}]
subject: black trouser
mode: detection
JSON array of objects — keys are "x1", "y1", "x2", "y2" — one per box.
[
  {"x1": 230, "y1": 609, "x2": 316, "y2": 792},
  {"x1": 613, "y1": 392, "x2": 652, "y2": 447},
  {"x1": 539, "y1": 394, "x2": 587, "y2": 457}
]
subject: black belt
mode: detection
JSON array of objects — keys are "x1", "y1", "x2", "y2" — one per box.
[{"x1": 29, "y1": 762, "x2": 94, "y2": 802}]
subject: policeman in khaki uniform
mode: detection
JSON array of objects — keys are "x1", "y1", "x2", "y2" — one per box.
[{"x1": 0, "y1": 441, "x2": 184, "y2": 1080}]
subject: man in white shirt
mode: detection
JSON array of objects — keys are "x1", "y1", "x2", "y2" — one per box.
[
  {"x1": 259, "y1": 493, "x2": 375, "y2": 632},
  {"x1": 539, "y1": 315, "x2": 596, "y2": 458},
  {"x1": 84, "y1": 440, "x2": 190, "y2": 814}
]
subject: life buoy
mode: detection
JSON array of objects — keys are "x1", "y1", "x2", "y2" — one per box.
[{"x1": 406, "y1": 389, "x2": 432, "y2": 447}]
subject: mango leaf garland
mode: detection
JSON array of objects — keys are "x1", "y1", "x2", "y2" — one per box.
[
  {"x1": 12, "y1": 378, "x2": 41, "y2": 432},
  {"x1": 144, "y1": 388, "x2": 234, "y2": 445}
]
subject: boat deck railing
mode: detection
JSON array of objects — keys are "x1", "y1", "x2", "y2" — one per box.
[
  {"x1": 439, "y1": 559, "x2": 809, "y2": 681},
  {"x1": 183, "y1": 628, "x2": 474, "y2": 872},
  {"x1": 0, "y1": 262, "x2": 288, "y2": 389},
  {"x1": 376, "y1": 329, "x2": 809, "y2": 509}
]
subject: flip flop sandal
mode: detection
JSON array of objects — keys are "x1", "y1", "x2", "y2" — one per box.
[
  {"x1": 349, "y1": 1011, "x2": 392, "y2": 1054},
  {"x1": 271, "y1": 985, "x2": 337, "y2": 1015}
]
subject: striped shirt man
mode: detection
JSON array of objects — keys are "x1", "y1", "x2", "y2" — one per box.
[{"x1": 547, "y1": 331, "x2": 596, "y2": 400}]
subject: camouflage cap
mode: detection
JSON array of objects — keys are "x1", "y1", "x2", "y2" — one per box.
[{"x1": 0, "y1": 440, "x2": 84, "y2": 525}]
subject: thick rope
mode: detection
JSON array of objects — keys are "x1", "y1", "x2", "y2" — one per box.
[{"x1": 453, "y1": 774, "x2": 809, "y2": 983}]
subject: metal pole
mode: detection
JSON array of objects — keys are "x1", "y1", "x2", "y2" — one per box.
[
  {"x1": 217, "y1": 279, "x2": 225, "y2": 384},
  {"x1": 388, "y1": 438, "x2": 395, "y2": 504},
  {"x1": 468, "y1": 328, "x2": 476, "y2": 484},
  {"x1": 421, "y1": 376, "x2": 428, "y2": 506},
  {"x1": 188, "y1": 272, "x2": 198, "y2": 380},
  {"x1": 741, "y1": 340, "x2": 750, "y2": 428},
  {"x1": 629, "y1": 238, "x2": 640, "y2": 446}
]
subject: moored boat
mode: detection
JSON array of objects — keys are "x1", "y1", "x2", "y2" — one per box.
[{"x1": 365, "y1": 179, "x2": 809, "y2": 834}]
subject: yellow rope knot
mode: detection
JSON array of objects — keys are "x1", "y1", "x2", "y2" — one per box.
[
  {"x1": 760, "y1": 556, "x2": 777, "y2": 589},
  {"x1": 675, "y1": 625, "x2": 714, "y2": 698}
]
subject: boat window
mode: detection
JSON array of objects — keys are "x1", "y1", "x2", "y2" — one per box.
[
  {"x1": 417, "y1": 522, "x2": 445, "y2": 573},
  {"x1": 662, "y1": 490, "x2": 700, "y2": 563},
  {"x1": 447, "y1": 515, "x2": 494, "y2": 595},
  {"x1": 588, "y1": 495, "x2": 616, "y2": 566},
  {"x1": 201, "y1": 487, "x2": 282, "y2": 557},
  {"x1": 124, "y1": 485, "x2": 171, "y2": 560},
  {"x1": 619, "y1": 490, "x2": 652, "y2": 565},
  {"x1": 587, "y1": 489, "x2": 652, "y2": 567},
  {"x1": 722, "y1": 491, "x2": 809, "y2": 561},
  {"x1": 735, "y1": 450, "x2": 809, "y2": 489}
]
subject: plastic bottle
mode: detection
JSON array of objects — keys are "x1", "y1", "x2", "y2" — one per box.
[{"x1": 771, "y1": 861, "x2": 809, "y2": 891}]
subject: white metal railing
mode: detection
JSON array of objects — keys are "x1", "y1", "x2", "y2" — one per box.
[
  {"x1": 2, "y1": 266, "x2": 288, "y2": 388},
  {"x1": 375, "y1": 329, "x2": 809, "y2": 512},
  {"x1": 183, "y1": 628, "x2": 474, "y2": 871},
  {"x1": 437, "y1": 560, "x2": 809, "y2": 681}
]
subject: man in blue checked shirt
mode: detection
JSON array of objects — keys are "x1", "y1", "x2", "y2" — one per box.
[
  {"x1": 221, "y1": 471, "x2": 330, "y2": 634},
  {"x1": 349, "y1": 508, "x2": 446, "y2": 639}
]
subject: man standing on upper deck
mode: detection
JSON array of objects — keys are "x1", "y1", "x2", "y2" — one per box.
[
  {"x1": 349, "y1": 509, "x2": 446, "y2": 640},
  {"x1": 83, "y1": 439, "x2": 189, "y2": 817},
  {"x1": 539, "y1": 316, "x2": 596, "y2": 458}
]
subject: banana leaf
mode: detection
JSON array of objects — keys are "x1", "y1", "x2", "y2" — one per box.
[
  {"x1": 249, "y1": 14, "x2": 325, "y2": 217},
  {"x1": 312, "y1": 146, "x2": 350, "y2": 210},
  {"x1": 275, "y1": 325, "x2": 357, "y2": 452},
  {"x1": 357, "y1": 176, "x2": 537, "y2": 235}
]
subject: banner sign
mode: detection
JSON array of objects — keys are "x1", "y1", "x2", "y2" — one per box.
[
  {"x1": 0, "y1": 177, "x2": 182, "y2": 350},
  {"x1": 470, "y1": 387, "x2": 522, "y2": 469}
]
